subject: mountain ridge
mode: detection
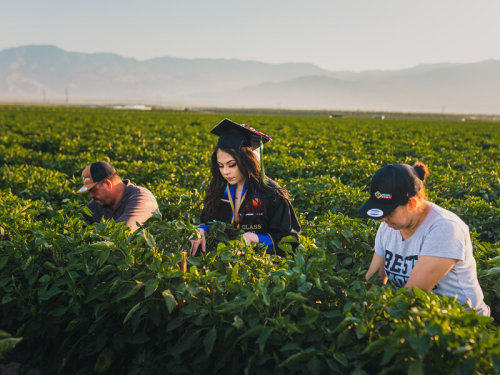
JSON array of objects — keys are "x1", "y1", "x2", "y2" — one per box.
[{"x1": 1, "y1": 45, "x2": 499, "y2": 114}]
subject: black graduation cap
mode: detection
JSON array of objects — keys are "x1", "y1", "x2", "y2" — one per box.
[
  {"x1": 211, "y1": 118, "x2": 271, "y2": 151},
  {"x1": 210, "y1": 118, "x2": 272, "y2": 184}
]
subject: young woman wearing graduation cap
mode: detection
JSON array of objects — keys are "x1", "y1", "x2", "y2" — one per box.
[{"x1": 189, "y1": 119, "x2": 300, "y2": 257}]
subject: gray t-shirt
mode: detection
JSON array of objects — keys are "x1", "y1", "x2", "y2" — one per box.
[
  {"x1": 86, "y1": 180, "x2": 159, "y2": 232},
  {"x1": 374, "y1": 202, "x2": 490, "y2": 316}
]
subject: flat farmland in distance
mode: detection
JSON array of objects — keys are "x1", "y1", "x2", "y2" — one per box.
[{"x1": 0, "y1": 105, "x2": 499, "y2": 374}]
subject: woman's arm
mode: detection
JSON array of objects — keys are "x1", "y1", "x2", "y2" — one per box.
[
  {"x1": 405, "y1": 256, "x2": 456, "y2": 290},
  {"x1": 406, "y1": 218, "x2": 464, "y2": 290},
  {"x1": 365, "y1": 253, "x2": 388, "y2": 284}
]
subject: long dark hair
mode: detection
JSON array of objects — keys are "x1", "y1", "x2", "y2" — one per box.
[{"x1": 202, "y1": 146, "x2": 289, "y2": 220}]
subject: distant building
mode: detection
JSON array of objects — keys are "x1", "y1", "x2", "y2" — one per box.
[
  {"x1": 329, "y1": 114, "x2": 343, "y2": 118},
  {"x1": 372, "y1": 115, "x2": 385, "y2": 120}
]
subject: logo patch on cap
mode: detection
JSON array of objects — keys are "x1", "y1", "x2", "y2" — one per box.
[
  {"x1": 367, "y1": 208, "x2": 384, "y2": 217},
  {"x1": 83, "y1": 177, "x2": 91, "y2": 182},
  {"x1": 374, "y1": 191, "x2": 392, "y2": 200}
]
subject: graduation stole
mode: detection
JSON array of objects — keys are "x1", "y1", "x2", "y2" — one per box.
[
  {"x1": 226, "y1": 182, "x2": 248, "y2": 227},
  {"x1": 260, "y1": 137, "x2": 268, "y2": 186}
]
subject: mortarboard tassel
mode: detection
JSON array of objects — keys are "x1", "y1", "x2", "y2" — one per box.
[{"x1": 260, "y1": 136, "x2": 267, "y2": 185}]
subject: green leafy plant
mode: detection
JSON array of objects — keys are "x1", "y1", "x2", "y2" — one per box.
[{"x1": 0, "y1": 105, "x2": 498, "y2": 374}]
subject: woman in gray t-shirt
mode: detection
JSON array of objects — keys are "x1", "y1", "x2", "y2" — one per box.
[{"x1": 358, "y1": 162, "x2": 490, "y2": 316}]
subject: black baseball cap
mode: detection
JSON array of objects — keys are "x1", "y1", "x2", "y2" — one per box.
[
  {"x1": 358, "y1": 164, "x2": 424, "y2": 218},
  {"x1": 211, "y1": 118, "x2": 271, "y2": 150},
  {"x1": 77, "y1": 161, "x2": 116, "y2": 193}
]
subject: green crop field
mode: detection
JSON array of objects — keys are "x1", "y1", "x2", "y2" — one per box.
[{"x1": 0, "y1": 105, "x2": 499, "y2": 374}]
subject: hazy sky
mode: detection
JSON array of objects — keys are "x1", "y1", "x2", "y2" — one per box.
[{"x1": 2, "y1": 0, "x2": 500, "y2": 71}]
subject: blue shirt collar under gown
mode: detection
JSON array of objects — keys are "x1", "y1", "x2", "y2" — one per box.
[{"x1": 227, "y1": 180, "x2": 248, "y2": 201}]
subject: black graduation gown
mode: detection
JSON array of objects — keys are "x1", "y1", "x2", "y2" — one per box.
[{"x1": 200, "y1": 180, "x2": 300, "y2": 256}]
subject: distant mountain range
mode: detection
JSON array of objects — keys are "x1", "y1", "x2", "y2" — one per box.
[{"x1": 1, "y1": 45, "x2": 499, "y2": 114}]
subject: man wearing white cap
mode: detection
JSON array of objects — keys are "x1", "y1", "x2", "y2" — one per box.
[{"x1": 77, "y1": 161, "x2": 159, "y2": 232}]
